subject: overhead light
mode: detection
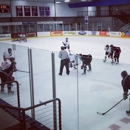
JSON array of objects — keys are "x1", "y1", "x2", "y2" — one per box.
[
  {"x1": 64, "y1": 0, "x2": 71, "y2": 2},
  {"x1": 81, "y1": 0, "x2": 87, "y2": 1},
  {"x1": 56, "y1": 1, "x2": 61, "y2": 3}
]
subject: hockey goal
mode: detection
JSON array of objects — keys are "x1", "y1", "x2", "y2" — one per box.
[{"x1": 12, "y1": 33, "x2": 27, "y2": 42}]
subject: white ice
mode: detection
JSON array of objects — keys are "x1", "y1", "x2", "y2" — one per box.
[{"x1": 0, "y1": 36, "x2": 130, "y2": 130}]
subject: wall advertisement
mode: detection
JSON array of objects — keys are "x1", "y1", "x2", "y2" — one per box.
[
  {"x1": 63, "y1": 31, "x2": 76, "y2": 35},
  {"x1": 99, "y1": 31, "x2": 107, "y2": 36},
  {"x1": 109, "y1": 32, "x2": 121, "y2": 37},
  {"x1": 50, "y1": 31, "x2": 63, "y2": 36},
  {"x1": 37, "y1": 32, "x2": 50, "y2": 37},
  {"x1": 121, "y1": 32, "x2": 130, "y2": 37},
  {"x1": 0, "y1": 34, "x2": 11, "y2": 40},
  {"x1": 88, "y1": 31, "x2": 99, "y2": 35},
  {"x1": 77, "y1": 31, "x2": 87, "y2": 35}
]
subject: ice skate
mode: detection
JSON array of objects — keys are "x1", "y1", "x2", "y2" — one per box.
[
  {"x1": 8, "y1": 86, "x2": 14, "y2": 94},
  {"x1": 8, "y1": 90, "x2": 14, "y2": 94},
  {"x1": 111, "y1": 59, "x2": 114, "y2": 64},
  {"x1": 103, "y1": 56, "x2": 107, "y2": 62},
  {"x1": 126, "y1": 111, "x2": 130, "y2": 116},
  {"x1": 88, "y1": 65, "x2": 91, "y2": 71},
  {"x1": 103, "y1": 59, "x2": 106, "y2": 62},
  {"x1": 1, "y1": 86, "x2": 5, "y2": 92},
  {"x1": 116, "y1": 59, "x2": 119, "y2": 64},
  {"x1": 82, "y1": 69, "x2": 86, "y2": 75}
]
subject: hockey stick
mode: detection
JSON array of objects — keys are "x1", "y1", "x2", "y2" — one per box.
[
  {"x1": 129, "y1": 98, "x2": 130, "y2": 112},
  {"x1": 97, "y1": 93, "x2": 130, "y2": 115}
]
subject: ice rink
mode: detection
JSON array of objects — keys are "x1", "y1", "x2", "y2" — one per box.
[{"x1": 0, "y1": 36, "x2": 130, "y2": 130}]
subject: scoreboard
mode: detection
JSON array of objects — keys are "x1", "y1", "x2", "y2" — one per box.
[{"x1": 0, "y1": 5, "x2": 10, "y2": 13}]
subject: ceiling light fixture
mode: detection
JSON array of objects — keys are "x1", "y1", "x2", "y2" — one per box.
[
  {"x1": 56, "y1": 1, "x2": 61, "y2": 3},
  {"x1": 64, "y1": 0, "x2": 71, "y2": 2}
]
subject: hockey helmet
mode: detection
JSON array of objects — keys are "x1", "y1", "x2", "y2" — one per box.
[
  {"x1": 61, "y1": 46, "x2": 64, "y2": 50},
  {"x1": 79, "y1": 53, "x2": 82, "y2": 56},
  {"x1": 110, "y1": 44, "x2": 113, "y2": 48},
  {"x1": 8, "y1": 48, "x2": 12, "y2": 51},
  {"x1": 106, "y1": 44, "x2": 109, "y2": 47},
  {"x1": 121, "y1": 71, "x2": 128, "y2": 78}
]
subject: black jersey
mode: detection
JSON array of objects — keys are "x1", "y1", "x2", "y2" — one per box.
[
  {"x1": 82, "y1": 54, "x2": 92, "y2": 64},
  {"x1": 121, "y1": 75, "x2": 130, "y2": 93},
  {"x1": 112, "y1": 46, "x2": 121, "y2": 54}
]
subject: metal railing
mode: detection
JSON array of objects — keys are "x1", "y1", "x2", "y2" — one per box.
[
  {"x1": 0, "y1": 98, "x2": 62, "y2": 130},
  {"x1": 77, "y1": 9, "x2": 130, "y2": 17},
  {"x1": 119, "y1": 23, "x2": 130, "y2": 32},
  {"x1": 0, "y1": 81, "x2": 20, "y2": 108}
]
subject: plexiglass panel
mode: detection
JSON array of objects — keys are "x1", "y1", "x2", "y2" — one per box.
[
  {"x1": 14, "y1": 45, "x2": 30, "y2": 107},
  {"x1": 31, "y1": 48, "x2": 53, "y2": 103},
  {"x1": 54, "y1": 51, "x2": 78, "y2": 130}
]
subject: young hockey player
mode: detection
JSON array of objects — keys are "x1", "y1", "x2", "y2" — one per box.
[
  {"x1": 0, "y1": 58, "x2": 15, "y2": 93},
  {"x1": 103, "y1": 44, "x2": 112, "y2": 62},
  {"x1": 3, "y1": 48, "x2": 17, "y2": 71},
  {"x1": 3, "y1": 48, "x2": 12, "y2": 60},
  {"x1": 121, "y1": 71, "x2": 130, "y2": 115},
  {"x1": 62, "y1": 38, "x2": 71, "y2": 54},
  {"x1": 69, "y1": 54, "x2": 81, "y2": 69},
  {"x1": 79, "y1": 54, "x2": 92, "y2": 74},
  {"x1": 110, "y1": 44, "x2": 121, "y2": 64}
]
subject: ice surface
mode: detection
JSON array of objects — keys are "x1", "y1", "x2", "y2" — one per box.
[{"x1": 0, "y1": 36, "x2": 130, "y2": 130}]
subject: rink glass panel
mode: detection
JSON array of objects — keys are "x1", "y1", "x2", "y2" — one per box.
[
  {"x1": 0, "y1": 43, "x2": 30, "y2": 108},
  {"x1": 31, "y1": 48, "x2": 53, "y2": 103},
  {"x1": 54, "y1": 51, "x2": 79, "y2": 130},
  {"x1": 13, "y1": 45, "x2": 30, "y2": 108}
]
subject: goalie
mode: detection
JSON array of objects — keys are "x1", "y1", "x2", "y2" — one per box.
[{"x1": 19, "y1": 33, "x2": 27, "y2": 42}]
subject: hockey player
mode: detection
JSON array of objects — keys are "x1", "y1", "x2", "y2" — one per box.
[
  {"x1": 0, "y1": 58, "x2": 14, "y2": 93},
  {"x1": 121, "y1": 71, "x2": 130, "y2": 115},
  {"x1": 69, "y1": 54, "x2": 81, "y2": 69},
  {"x1": 19, "y1": 33, "x2": 27, "y2": 42},
  {"x1": 3, "y1": 48, "x2": 17, "y2": 72},
  {"x1": 103, "y1": 44, "x2": 112, "y2": 62},
  {"x1": 110, "y1": 44, "x2": 121, "y2": 64},
  {"x1": 79, "y1": 54, "x2": 92, "y2": 74},
  {"x1": 62, "y1": 38, "x2": 71, "y2": 54},
  {"x1": 3, "y1": 48, "x2": 12, "y2": 60}
]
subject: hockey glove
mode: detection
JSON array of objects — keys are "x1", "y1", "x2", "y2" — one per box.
[{"x1": 123, "y1": 93, "x2": 128, "y2": 100}]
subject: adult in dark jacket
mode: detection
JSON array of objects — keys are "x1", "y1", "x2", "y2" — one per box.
[{"x1": 121, "y1": 70, "x2": 130, "y2": 114}]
